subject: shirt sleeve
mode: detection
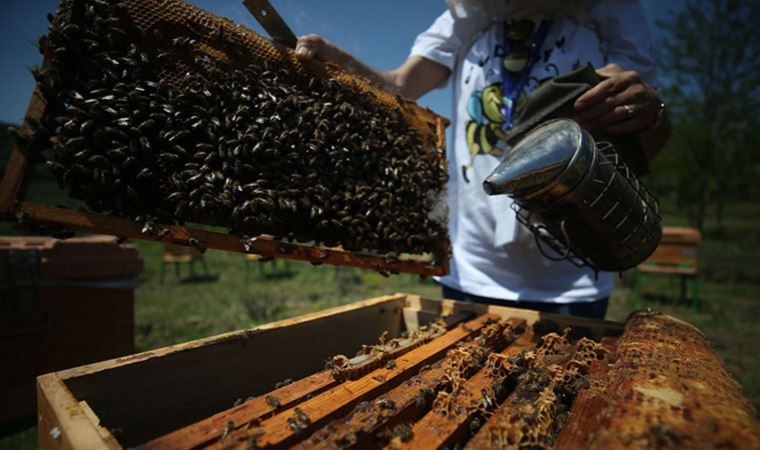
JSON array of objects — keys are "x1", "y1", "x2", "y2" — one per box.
[
  {"x1": 589, "y1": 0, "x2": 658, "y2": 87},
  {"x1": 409, "y1": 9, "x2": 490, "y2": 71}
]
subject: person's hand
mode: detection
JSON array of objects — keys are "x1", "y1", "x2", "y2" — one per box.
[
  {"x1": 295, "y1": 34, "x2": 344, "y2": 65},
  {"x1": 293, "y1": 34, "x2": 450, "y2": 100},
  {"x1": 573, "y1": 64, "x2": 661, "y2": 135}
]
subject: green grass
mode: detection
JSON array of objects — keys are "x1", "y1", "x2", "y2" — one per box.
[
  {"x1": 1, "y1": 146, "x2": 759, "y2": 448},
  {"x1": 132, "y1": 245, "x2": 442, "y2": 351},
  {"x1": 0, "y1": 428, "x2": 37, "y2": 450}
]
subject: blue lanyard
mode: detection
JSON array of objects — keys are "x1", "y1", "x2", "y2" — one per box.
[{"x1": 501, "y1": 20, "x2": 552, "y2": 130}]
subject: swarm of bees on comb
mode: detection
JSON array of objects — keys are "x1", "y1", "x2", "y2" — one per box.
[
  {"x1": 131, "y1": 311, "x2": 760, "y2": 449},
  {"x1": 26, "y1": 0, "x2": 449, "y2": 256}
]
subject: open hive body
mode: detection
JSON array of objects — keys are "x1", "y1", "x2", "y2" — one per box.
[
  {"x1": 1, "y1": 0, "x2": 450, "y2": 275},
  {"x1": 37, "y1": 294, "x2": 760, "y2": 450}
]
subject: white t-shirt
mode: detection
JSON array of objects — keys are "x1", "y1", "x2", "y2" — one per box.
[{"x1": 410, "y1": 0, "x2": 657, "y2": 303}]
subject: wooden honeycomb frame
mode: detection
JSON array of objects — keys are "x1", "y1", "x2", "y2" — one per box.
[{"x1": 0, "y1": 0, "x2": 451, "y2": 276}]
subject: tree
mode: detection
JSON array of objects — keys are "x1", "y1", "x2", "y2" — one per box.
[{"x1": 655, "y1": 0, "x2": 760, "y2": 232}]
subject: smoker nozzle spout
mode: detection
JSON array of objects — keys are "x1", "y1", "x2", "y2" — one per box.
[
  {"x1": 482, "y1": 159, "x2": 515, "y2": 196},
  {"x1": 481, "y1": 119, "x2": 589, "y2": 198}
]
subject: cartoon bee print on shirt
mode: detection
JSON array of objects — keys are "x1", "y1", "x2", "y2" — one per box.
[{"x1": 462, "y1": 83, "x2": 527, "y2": 182}]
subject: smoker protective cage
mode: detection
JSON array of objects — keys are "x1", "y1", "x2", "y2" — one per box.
[
  {"x1": 0, "y1": 0, "x2": 451, "y2": 276},
  {"x1": 516, "y1": 139, "x2": 662, "y2": 272},
  {"x1": 485, "y1": 119, "x2": 662, "y2": 272}
]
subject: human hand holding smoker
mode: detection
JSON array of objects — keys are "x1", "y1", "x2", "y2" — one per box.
[{"x1": 573, "y1": 63, "x2": 671, "y2": 159}]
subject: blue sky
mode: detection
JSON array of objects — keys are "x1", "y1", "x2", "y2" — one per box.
[{"x1": 0, "y1": 0, "x2": 684, "y2": 124}]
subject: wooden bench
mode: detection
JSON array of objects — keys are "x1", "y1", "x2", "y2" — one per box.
[
  {"x1": 631, "y1": 226, "x2": 702, "y2": 311},
  {"x1": 243, "y1": 253, "x2": 291, "y2": 282},
  {"x1": 160, "y1": 243, "x2": 209, "y2": 284}
]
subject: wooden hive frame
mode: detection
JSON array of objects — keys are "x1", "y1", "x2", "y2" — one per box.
[{"x1": 0, "y1": 0, "x2": 451, "y2": 277}]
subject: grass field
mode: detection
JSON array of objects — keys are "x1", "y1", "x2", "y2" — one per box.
[{"x1": 1, "y1": 138, "x2": 759, "y2": 449}]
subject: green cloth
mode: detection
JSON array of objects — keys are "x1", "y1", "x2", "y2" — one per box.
[{"x1": 505, "y1": 64, "x2": 649, "y2": 176}]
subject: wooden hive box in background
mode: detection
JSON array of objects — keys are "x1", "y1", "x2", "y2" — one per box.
[{"x1": 0, "y1": 235, "x2": 143, "y2": 428}]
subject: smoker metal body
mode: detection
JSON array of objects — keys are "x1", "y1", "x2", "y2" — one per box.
[{"x1": 483, "y1": 119, "x2": 661, "y2": 272}]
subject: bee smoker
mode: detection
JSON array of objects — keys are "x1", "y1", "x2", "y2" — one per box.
[{"x1": 483, "y1": 119, "x2": 662, "y2": 272}]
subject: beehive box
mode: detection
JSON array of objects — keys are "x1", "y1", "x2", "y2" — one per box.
[
  {"x1": 36, "y1": 294, "x2": 760, "y2": 449},
  {"x1": 0, "y1": 0, "x2": 451, "y2": 277},
  {"x1": 0, "y1": 235, "x2": 142, "y2": 426}
]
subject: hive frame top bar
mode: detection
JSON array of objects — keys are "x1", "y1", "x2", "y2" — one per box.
[{"x1": 0, "y1": 0, "x2": 451, "y2": 276}]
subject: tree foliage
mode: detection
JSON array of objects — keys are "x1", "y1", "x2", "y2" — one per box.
[{"x1": 652, "y1": 0, "x2": 760, "y2": 230}]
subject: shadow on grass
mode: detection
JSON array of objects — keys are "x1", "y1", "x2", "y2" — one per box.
[
  {"x1": 260, "y1": 271, "x2": 297, "y2": 280},
  {"x1": 178, "y1": 274, "x2": 220, "y2": 284},
  {"x1": 640, "y1": 292, "x2": 696, "y2": 309}
]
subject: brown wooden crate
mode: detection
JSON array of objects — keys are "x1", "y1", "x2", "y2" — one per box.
[
  {"x1": 644, "y1": 242, "x2": 698, "y2": 266},
  {"x1": 42, "y1": 294, "x2": 410, "y2": 447},
  {"x1": 661, "y1": 226, "x2": 702, "y2": 244},
  {"x1": 2, "y1": 286, "x2": 137, "y2": 424},
  {"x1": 0, "y1": 235, "x2": 143, "y2": 279},
  {"x1": 2, "y1": 235, "x2": 141, "y2": 424}
]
